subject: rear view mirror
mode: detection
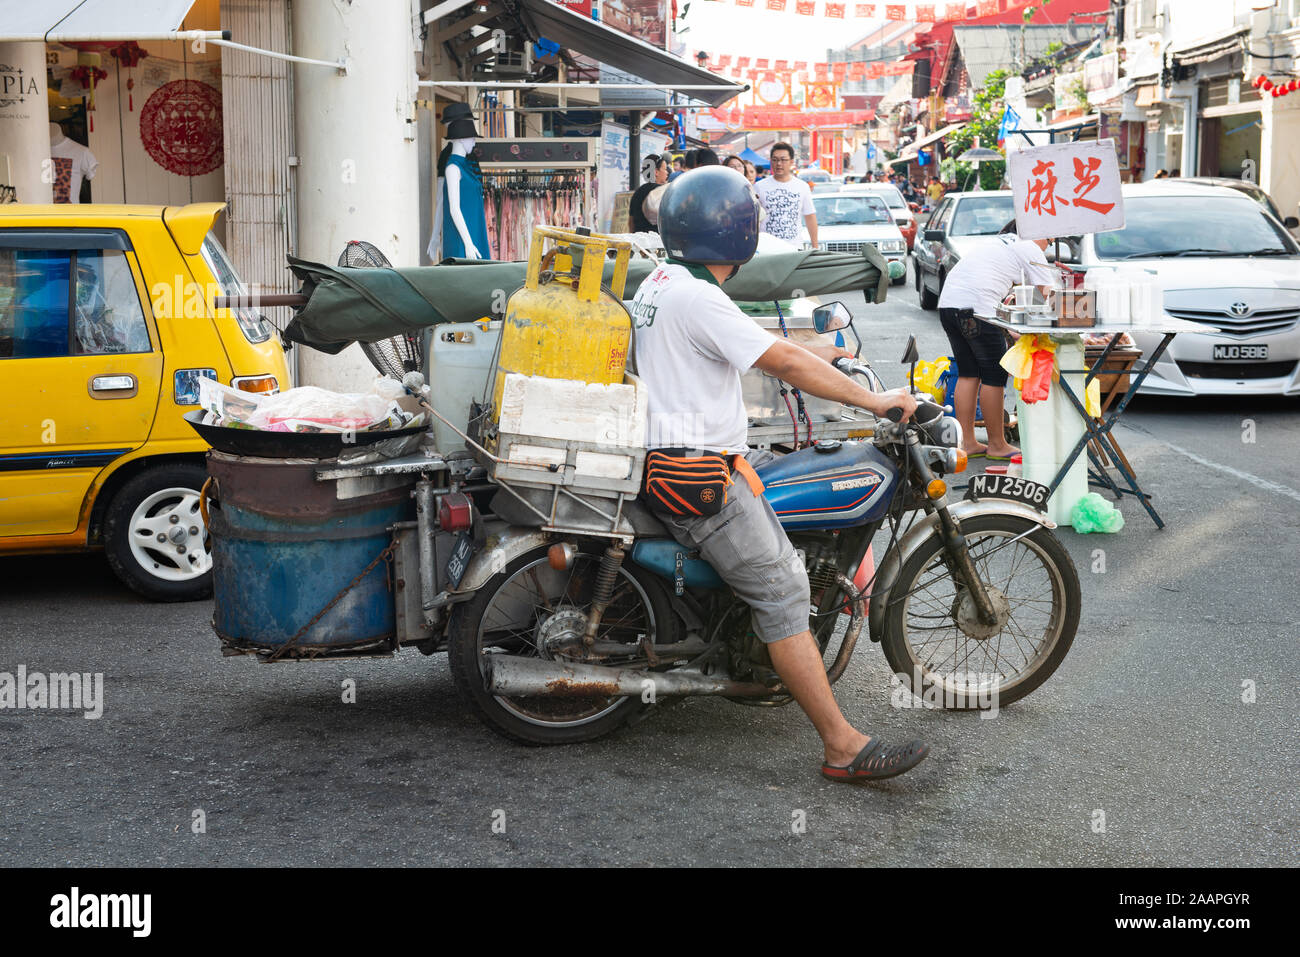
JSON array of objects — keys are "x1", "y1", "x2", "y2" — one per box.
[
  {"x1": 1285, "y1": 216, "x2": 1299, "y2": 229},
  {"x1": 812, "y1": 301, "x2": 852, "y2": 334},
  {"x1": 901, "y1": 335, "x2": 919, "y2": 365}
]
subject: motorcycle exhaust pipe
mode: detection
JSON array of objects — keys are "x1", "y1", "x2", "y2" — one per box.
[{"x1": 485, "y1": 655, "x2": 773, "y2": 698}]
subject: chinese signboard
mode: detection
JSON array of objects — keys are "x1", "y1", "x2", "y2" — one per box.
[{"x1": 1007, "y1": 140, "x2": 1125, "y2": 240}]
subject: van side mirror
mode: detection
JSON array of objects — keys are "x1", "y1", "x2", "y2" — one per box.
[
  {"x1": 1285, "y1": 216, "x2": 1299, "y2": 229},
  {"x1": 924, "y1": 229, "x2": 945, "y2": 242}
]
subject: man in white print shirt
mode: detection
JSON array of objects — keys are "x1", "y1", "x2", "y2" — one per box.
[{"x1": 754, "y1": 142, "x2": 817, "y2": 246}]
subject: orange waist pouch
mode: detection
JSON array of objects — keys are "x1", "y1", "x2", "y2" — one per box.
[
  {"x1": 642, "y1": 450, "x2": 766, "y2": 517},
  {"x1": 643, "y1": 449, "x2": 732, "y2": 517}
]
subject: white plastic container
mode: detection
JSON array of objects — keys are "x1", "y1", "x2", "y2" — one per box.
[
  {"x1": 1017, "y1": 338, "x2": 1088, "y2": 527},
  {"x1": 1085, "y1": 267, "x2": 1128, "y2": 325},
  {"x1": 425, "y1": 320, "x2": 501, "y2": 451},
  {"x1": 1127, "y1": 268, "x2": 1162, "y2": 327}
]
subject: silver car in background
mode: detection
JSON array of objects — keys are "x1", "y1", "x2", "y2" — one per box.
[
  {"x1": 1070, "y1": 183, "x2": 1300, "y2": 396},
  {"x1": 800, "y1": 192, "x2": 908, "y2": 284}
]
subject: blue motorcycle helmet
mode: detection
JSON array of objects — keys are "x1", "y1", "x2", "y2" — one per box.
[{"x1": 658, "y1": 166, "x2": 760, "y2": 266}]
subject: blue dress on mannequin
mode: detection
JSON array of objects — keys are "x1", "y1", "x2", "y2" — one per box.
[{"x1": 441, "y1": 154, "x2": 491, "y2": 259}]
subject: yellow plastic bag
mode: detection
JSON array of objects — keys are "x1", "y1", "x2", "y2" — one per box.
[
  {"x1": 1003, "y1": 335, "x2": 1059, "y2": 393},
  {"x1": 910, "y1": 356, "x2": 951, "y2": 403},
  {"x1": 1000, "y1": 335, "x2": 1038, "y2": 381},
  {"x1": 1085, "y1": 377, "x2": 1102, "y2": 417}
]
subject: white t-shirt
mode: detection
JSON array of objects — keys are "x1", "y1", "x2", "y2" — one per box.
[
  {"x1": 50, "y1": 137, "x2": 98, "y2": 204},
  {"x1": 631, "y1": 262, "x2": 776, "y2": 453},
  {"x1": 938, "y1": 235, "x2": 1059, "y2": 317},
  {"x1": 755, "y1": 175, "x2": 814, "y2": 243}
]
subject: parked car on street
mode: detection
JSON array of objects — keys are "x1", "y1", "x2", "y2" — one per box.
[
  {"x1": 800, "y1": 192, "x2": 908, "y2": 283},
  {"x1": 837, "y1": 182, "x2": 918, "y2": 250},
  {"x1": 0, "y1": 203, "x2": 292, "y2": 600},
  {"x1": 1062, "y1": 182, "x2": 1300, "y2": 396},
  {"x1": 913, "y1": 190, "x2": 1016, "y2": 309},
  {"x1": 1168, "y1": 176, "x2": 1300, "y2": 234}
]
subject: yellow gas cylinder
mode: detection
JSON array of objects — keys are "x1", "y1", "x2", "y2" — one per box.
[{"x1": 491, "y1": 226, "x2": 634, "y2": 418}]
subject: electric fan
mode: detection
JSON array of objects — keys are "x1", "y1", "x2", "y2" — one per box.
[{"x1": 339, "y1": 240, "x2": 424, "y2": 379}]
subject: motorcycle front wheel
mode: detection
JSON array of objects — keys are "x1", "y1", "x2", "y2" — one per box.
[
  {"x1": 447, "y1": 546, "x2": 677, "y2": 745},
  {"x1": 880, "y1": 514, "x2": 1080, "y2": 709}
]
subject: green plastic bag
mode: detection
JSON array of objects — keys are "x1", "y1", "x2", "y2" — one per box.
[{"x1": 1070, "y1": 492, "x2": 1125, "y2": 533}]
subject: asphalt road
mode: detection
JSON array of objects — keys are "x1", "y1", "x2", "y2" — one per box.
[{"x1": 2, "y1": 262, "x2": 1297, "y2": 867}]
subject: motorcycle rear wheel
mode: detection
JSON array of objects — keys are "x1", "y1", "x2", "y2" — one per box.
[
  {"x1": 880, "y1": 514, "x2": 1080, "y2": 709},
  {"x1": 447, "y1": 546, "x2": 677, "y2": 745}
]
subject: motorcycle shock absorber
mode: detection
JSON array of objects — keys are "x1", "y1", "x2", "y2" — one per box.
[{"x1": 582, "y1": 545, "x2": 626, "y2": 649}]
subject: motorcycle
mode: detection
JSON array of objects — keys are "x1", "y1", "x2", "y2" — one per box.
[{"x1": 445, "y1": 302, "x2": 1081, "y2": 745}]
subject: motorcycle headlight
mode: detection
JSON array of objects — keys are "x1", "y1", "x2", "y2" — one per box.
[{"x1": 921, "y1": 413, "x2": 962, "y2": 449}]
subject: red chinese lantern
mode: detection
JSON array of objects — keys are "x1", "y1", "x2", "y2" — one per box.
[{"x1": 110, "y1": 41, "x2": 149, "y2": 112}]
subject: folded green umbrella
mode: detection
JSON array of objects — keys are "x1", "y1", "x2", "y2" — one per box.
[{"x1": 282, "y1": 245, "x2": 889, "y2": 355}]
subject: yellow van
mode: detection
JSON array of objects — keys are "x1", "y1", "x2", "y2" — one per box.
[{"x1": 0, "y1": 203, "x2": 291, "y2": 600}]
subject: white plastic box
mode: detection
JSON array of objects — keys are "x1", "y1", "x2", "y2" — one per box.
[{"x1": 492, "y1": 372, "x2": 648, "y2": 496}]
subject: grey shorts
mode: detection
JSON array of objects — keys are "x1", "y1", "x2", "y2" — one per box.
[{"x1": 661, "y1": 451, "x2": 810, "y2": 643}]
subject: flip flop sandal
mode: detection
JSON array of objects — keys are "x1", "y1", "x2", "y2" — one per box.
[
  {"x1": 986, "y1": 452, "x2": 1020, "y2": 461},
  {"x1": 966, "y1": 450, "x2": 988, "y2": 458},
  {"x1": 821, "y1": 738, "x2": 929, "y2": 784}
]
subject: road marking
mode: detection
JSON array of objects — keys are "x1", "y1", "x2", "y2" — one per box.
[{"x1": 1119, "y1": 421, "x2": 1300, "y2": 505}]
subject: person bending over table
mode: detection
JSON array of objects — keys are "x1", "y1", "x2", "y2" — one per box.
[{"x1": 937, "y1": 219, "x2": 1059, "y2": 460}]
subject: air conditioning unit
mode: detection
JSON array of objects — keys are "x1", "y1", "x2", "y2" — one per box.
[{"x1": 491, "y1": 33, "x2": 533, "y2": 76}]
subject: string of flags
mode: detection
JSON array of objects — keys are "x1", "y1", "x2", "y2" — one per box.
[
  {"x1": 701, "y1": 0, "x2": 1029, "y2": 20},
  {"x1": 703, "y1": 55, "x2": 915, "y2": 82}
]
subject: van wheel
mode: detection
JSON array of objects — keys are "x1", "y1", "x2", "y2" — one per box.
[{"x1": 104, "y1": 463, "x2": 213, "y2": 602}]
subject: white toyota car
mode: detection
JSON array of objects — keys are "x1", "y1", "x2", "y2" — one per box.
[{"x1": 1068, "y1": 182, "x2": 1300, "y2": 396}]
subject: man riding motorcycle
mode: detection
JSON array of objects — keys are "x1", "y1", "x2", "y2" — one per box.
[{"x1": 629, "y1": 166, "x2": 930, "y2": 783}]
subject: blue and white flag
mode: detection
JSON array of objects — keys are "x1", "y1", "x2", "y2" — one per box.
[{"x1": 997, "y1": 105, "x2": 1022, "y2": 145}]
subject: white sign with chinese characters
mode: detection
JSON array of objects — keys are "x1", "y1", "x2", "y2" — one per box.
[{"x1": 1007, "y1": 139, "x2": 1125, "y2": 240}]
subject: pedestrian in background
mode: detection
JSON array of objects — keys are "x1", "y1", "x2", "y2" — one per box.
[
  {"x1": 926, "y1": 174, "x2": 944, "y2": 209},
  {"x1": 755, "y1": 142, "x2": 817, "y2": 247},
  {"x1": 629, "y1": 154, "x2": 669, "y2": 233}
]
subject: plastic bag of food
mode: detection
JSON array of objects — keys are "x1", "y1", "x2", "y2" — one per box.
[
  {"x1": 198, "y1": 377, "x2": 263, "y2": 426},
  {"x1": 1070, "y1": 492, "x2": 1125, "y2": 533},
  {"x1": 247, "y1": 386, "x2": 395, "y2": 433}
]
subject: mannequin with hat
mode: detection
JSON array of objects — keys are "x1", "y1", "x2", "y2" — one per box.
[{"x1": 428, "y1": 102, "x2": 491, "y2": 261}]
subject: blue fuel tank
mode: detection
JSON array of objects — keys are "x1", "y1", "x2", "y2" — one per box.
[{"x1": 755, "y1": 441, "x2": 898, "y2": 530}]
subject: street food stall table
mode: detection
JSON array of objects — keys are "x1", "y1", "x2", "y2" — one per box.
[{"x1": 982, "y1": 314, "x2": 1207, "y2": 529}]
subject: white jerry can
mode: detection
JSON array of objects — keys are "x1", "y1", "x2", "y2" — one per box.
[{"x1": 1017, "y1": 337, "x2": 1088, "y2": 527}]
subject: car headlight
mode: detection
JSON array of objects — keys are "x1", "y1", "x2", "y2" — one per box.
[{"x1": 880, "y1": 240, "x2": 905, "y2": 253}]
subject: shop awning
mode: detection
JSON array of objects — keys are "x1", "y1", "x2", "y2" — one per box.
[
  {"x1": 0, "y1": 0, "x2": 198, "y2": 42},
  {"x1": 1134, "y1": 84, "x2": 1159, "y2": 108},
  {"x1": 510, "y1": 0, "x2": 742, "y2": 107},
  {"x1": 897, "y1": 121, "x2": 966, "y2": 159},
  {"x1": 1170, "y1": 25, "x2": 1248, "y2": 66}
]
